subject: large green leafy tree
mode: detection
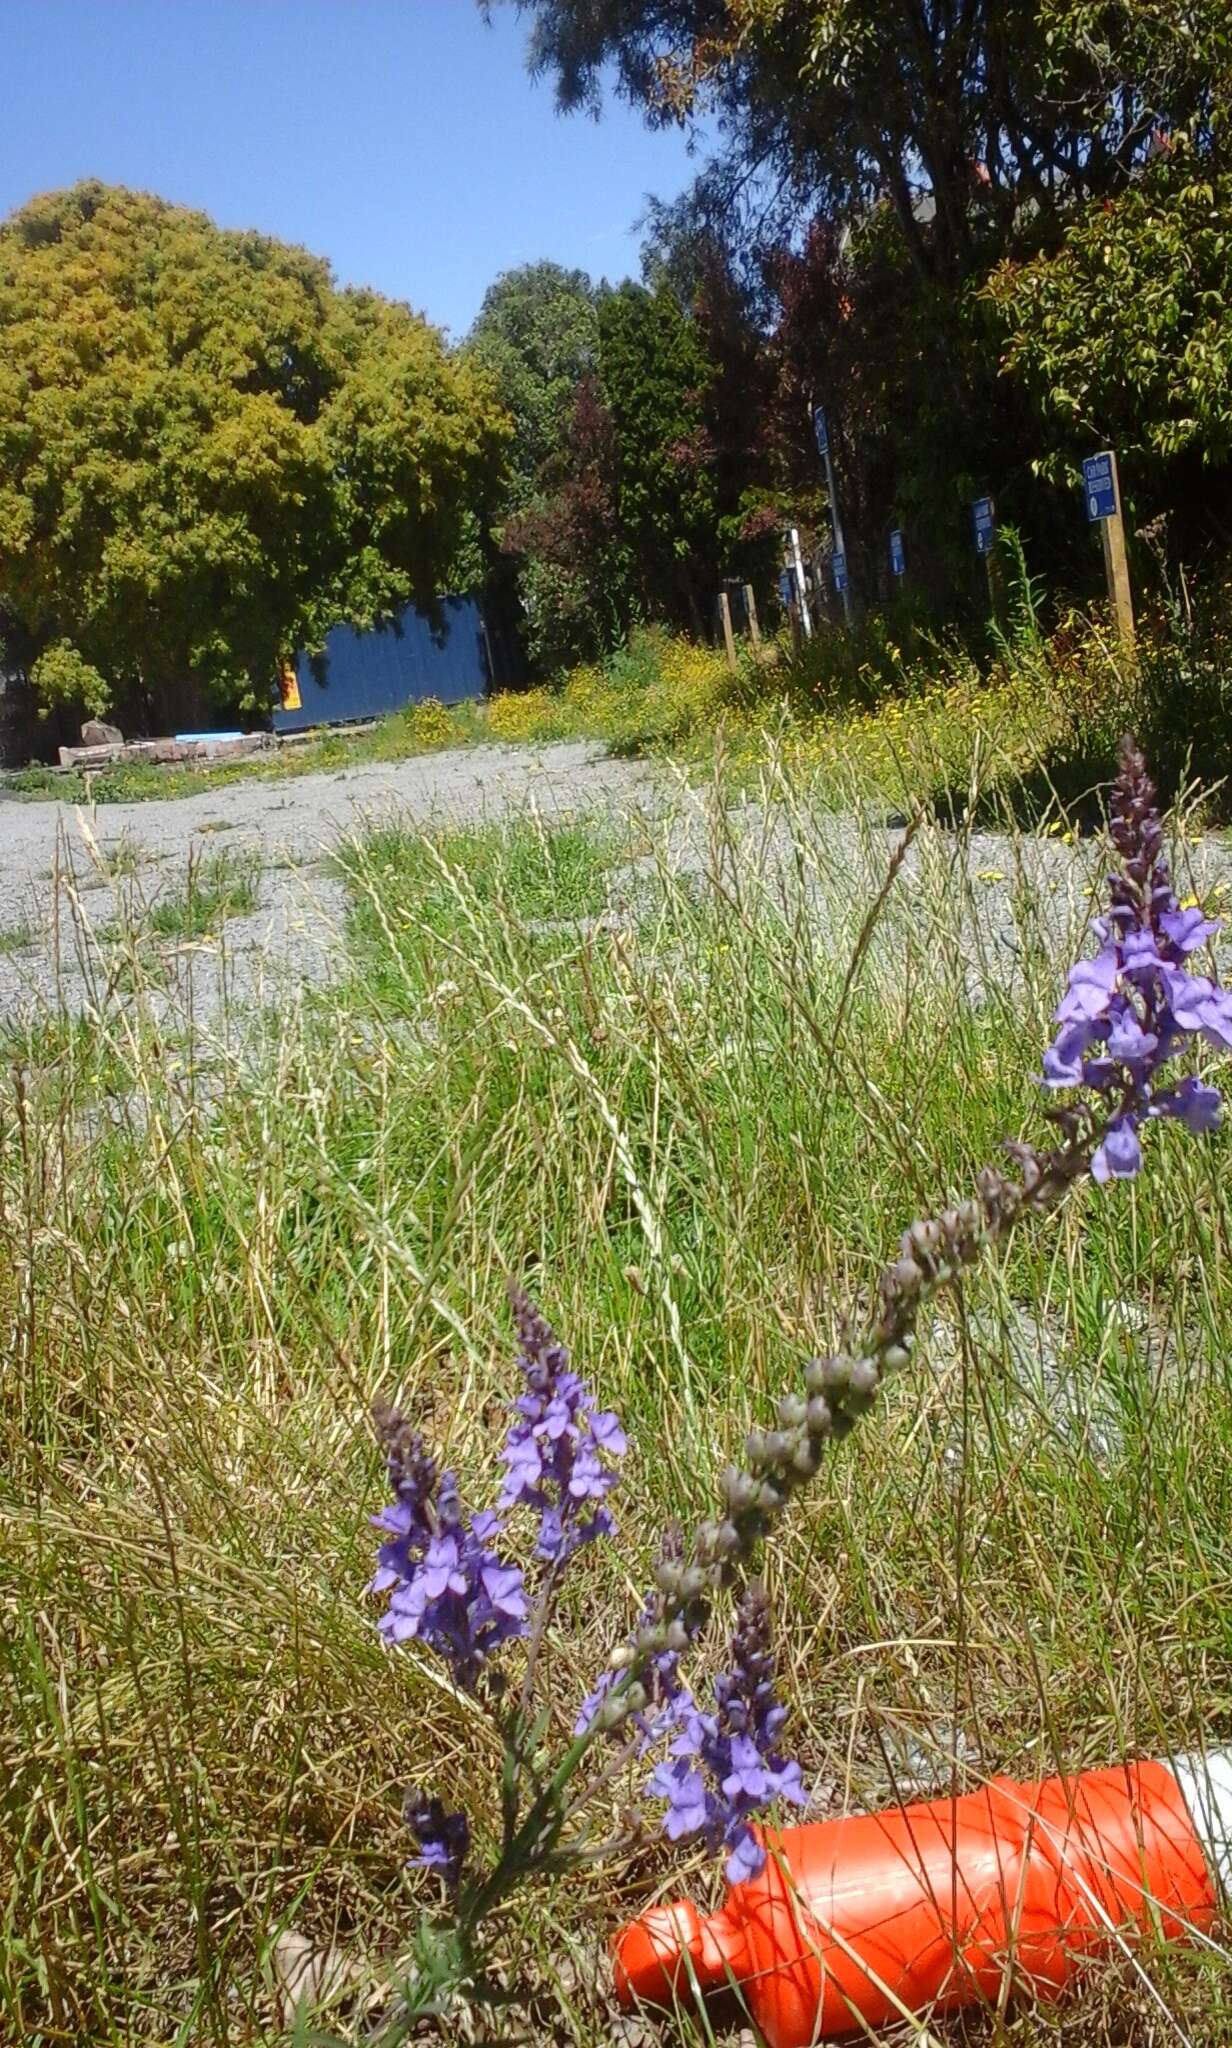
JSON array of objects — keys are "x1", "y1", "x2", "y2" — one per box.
[
  {"x1": 0, "y1": 182, "x2": 507, "y2": 719},
  {"x1": 597, "y1": 278, "x2": 719, "y2": 630},
  {"x1": 460, "y1": 261, "x2": 600, "y2": 669},
  {"x1": 475, "y1": 268, "x2": 725, "y2": 666},
  {"x1": 465, "y1": 261, "x2": 599, "y2": 507},
  {"x1": 984, "y1": 20, "x2": 1232, "y2": 549}
]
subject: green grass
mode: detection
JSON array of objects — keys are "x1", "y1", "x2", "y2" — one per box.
[
  {"x1": 3, "y1": 749, "x2": 1232, "y2": 2044},
  {"x1": 147, "y1": 847, "x2": 261, "y2": 939},
  {"x1": 0, "y1": 921, "x2": 33, "y2": 955}
]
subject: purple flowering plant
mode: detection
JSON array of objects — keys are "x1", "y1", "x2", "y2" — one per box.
[{"x1": 367, "y1": 739, "x2": 1226, "y2": 2033}]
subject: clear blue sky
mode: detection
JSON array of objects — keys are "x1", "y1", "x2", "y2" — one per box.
[{"x1": 0, "y1": 0, "x2": 707, "y2": 339}]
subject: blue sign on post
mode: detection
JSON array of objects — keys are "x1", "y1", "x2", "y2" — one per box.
[
  {"x1": 813, "y1": 406, "x2": 829, "y2": 458},
  {"x1": 777, "y1": 569, "x2": 795, "y2": 610},
  {"x1": 1082, "y1": 452, "x2": 1118, "y2": 523},
  {"x1": 889, "y1": 529, "x2": 906, "y2": 577},
  {"x1": 831, "y1": 551, "x2": 848, "y2": 592},
  {"x1": 972, "y1": 497, "x2": 996, "y2": 556}
]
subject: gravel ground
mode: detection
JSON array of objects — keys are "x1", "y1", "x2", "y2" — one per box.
[
  {"x1": 0, "y1": 742, "x2": 663, "y2": 1027},
  {"x1": 1, "y1": 738, "x2": 1228, "y2": 1030}
]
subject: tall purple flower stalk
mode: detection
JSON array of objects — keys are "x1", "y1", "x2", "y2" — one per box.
[
  {"x1": 645, "y1": 1581, "x2": 806, "y2": 1885},
  {"x1": 370, "y1": 1403, "x2": 529, "y2": 1693},
  {"x1": 1043, "y1": 738, "x2": 1229, "y2": 1178},
  {"x1": 499, "y1": 1287, "x2": 627, "y2": 1562}
]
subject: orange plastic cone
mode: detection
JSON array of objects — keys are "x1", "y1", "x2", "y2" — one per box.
[{"x1": 614, "y1": 1753, "x2": 1230, "y2": 2045}]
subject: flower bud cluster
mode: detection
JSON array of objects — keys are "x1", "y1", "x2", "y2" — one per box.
[{"x1": 403, "y1": 1791, "x2": 471, "y2": 1889}]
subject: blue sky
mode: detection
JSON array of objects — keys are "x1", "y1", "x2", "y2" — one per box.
[{"x1": 0, "y1": 0, "x2": 708, "y2": 339}]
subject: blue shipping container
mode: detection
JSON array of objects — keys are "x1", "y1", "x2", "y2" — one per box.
[{"x1": 273, "y1": 597, "x2": 490, "y2": 733}]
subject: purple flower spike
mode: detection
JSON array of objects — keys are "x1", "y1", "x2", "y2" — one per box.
[
  {"x1": 500, "y1": 1287, "x2": 627, "y2": 1565},
  {"x1": 1041, "y1": 739, "x2": 1227, "y2": 1178},
  {"x1": 644, "y1": 1581, "x2": 806, "y2": 1886},
  {"x1": 369, "y1": 1403, "x2": 528, "y2": 1693}
]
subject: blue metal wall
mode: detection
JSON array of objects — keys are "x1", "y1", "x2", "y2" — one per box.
[{"x1": 274, "y1": 597, "x2": 490, "y2": 733}]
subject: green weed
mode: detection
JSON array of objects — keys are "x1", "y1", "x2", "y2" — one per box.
[{"x1": 148, "y1": 847, "x2": 261, "y2": 939}]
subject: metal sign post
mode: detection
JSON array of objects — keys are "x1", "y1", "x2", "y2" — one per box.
[
  {"x1": 813, "y1": 406, "x2": 853, "y2": 627},
  {"x1": 1082, "y1": 451, "x2": 1135, "y2": 652},
  {"x1": 972, "y1": 496, "x2": 1001, "y2": 622}
]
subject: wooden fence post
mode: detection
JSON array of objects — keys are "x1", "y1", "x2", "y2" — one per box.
[
  {"x1": 743, "y1": 584, "x2": 762, "y2": 653},
  {"x1": 718, "y1": 591, "x2": 738, "y2": 672}
]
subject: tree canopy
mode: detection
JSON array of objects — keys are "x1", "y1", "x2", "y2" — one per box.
[
  {"x1": 491, "y1": 0, "x2": 1232, "y2": 602},
  {"x1": 0, "y1": 182, "x2": 507, "y2": 716},
  {"x1": 465, "y1": 261, "x2": 599, "y2": 507},
  {"x1": 466, "y1": 266, "x2": 748, "y2": 670}
]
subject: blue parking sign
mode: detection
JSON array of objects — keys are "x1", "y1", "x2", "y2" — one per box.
[
  {"x1": 1082, "y1": 452, "x2": 1118, "y2": 523},
  {"x1": 812, "y1": 406, "x2": 829, "y2": 458},
  {"x1": 972, "y1": 497, "x2": 995, "y2": 556},
  {"x1": 889, "y1": 529, "x2": 906, "y2": 577},
  {"x1": 778, "y1": 569, "x2": 795, "y2": 609},
  {"x1": 831, "y1": 550, "x2": 847, "y2": 592}
]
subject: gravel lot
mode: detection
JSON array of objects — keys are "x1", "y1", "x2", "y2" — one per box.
[
  {"x1": 0, "y1": 738, "x2": 1227, "y2": 1031},
  {"x1": 0, "y1": 742, "x2": 662, "y2": 1026}
]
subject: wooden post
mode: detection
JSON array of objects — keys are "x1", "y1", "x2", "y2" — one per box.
[
  {"x1": 788, "y1": 600, "x2": 803, "y2": 659},
  {"x1": 1100, "y1": 453, "x2": 1135, "y2": 652},
  {"x1": 718, "y1": 590, "x2": 738, "y2": 672},
  {"x1": 743, "y1": 584, "x2": 761, "y2": 652}
]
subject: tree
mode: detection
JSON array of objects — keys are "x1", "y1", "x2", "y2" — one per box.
[
  {"x1": 503, "y1": 1, "x2": 1224, "y2": 280},
  {"x1": 597, "y1": 278, "x2": 719, "y2": 630},
  {"x1": 465, "y1": 262, "x2": 598, "y2": 508},
  {"x1": 498, "y1": 1, "x2": 1232, "y2": 588},
  {"x1": 0, "y1": 182, "x2": 507, "y2": 719},
  {"x1": 984, "y1": 155, "x2": 1232, "y2": 566},
  {"x1": 482, "y1": 270, "x2": 727, "y2": 668},
  {"x1": 502, "y1": 372, "x2": 634, "y2": 668},
  {"x1": 461, "y1": 262, "x2": 599, "y2": 670}
]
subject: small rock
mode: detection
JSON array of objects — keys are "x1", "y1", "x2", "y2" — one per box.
[
  {"x1": 81, "y1": 718, "x2": 124, "y2": 746},
  {"x1": 270, "y1": 1927, "x2": 357, "y2": 2022}
]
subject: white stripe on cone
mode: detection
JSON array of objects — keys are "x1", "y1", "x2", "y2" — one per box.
[{"x1": 1171, "y1": 1750, "x2": 1232, "y2": 1898}]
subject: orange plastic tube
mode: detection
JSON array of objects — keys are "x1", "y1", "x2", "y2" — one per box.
[{"x1": 614, "y1": 1760, "x2": 1220, "y2": 2046}]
